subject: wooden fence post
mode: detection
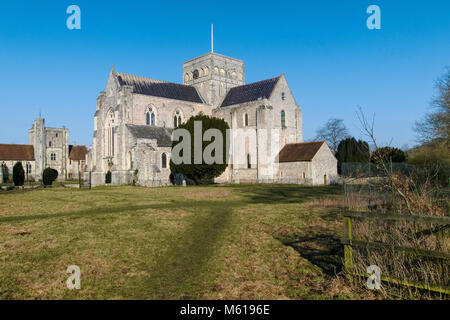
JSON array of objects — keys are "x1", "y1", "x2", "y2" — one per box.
[{"x1": 344, "y1": 216, "x2": 354, "y2": 275}]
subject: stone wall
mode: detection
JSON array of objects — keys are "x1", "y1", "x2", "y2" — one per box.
[{"x1": 278, "y1": 161, "x2": 312, "y2": 184}]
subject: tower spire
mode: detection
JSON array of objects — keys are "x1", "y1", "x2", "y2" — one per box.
[{"x1": 211, "y1": 24, "x2": 214, "y2": 53}]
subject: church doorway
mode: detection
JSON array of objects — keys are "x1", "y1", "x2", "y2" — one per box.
[{"x1": 323, "y1": 174, "x2": 327, "y2": 185}]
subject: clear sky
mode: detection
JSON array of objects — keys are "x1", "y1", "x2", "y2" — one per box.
[{"x1": 0, "y1": 0, "x2": 448, "y2": 149}]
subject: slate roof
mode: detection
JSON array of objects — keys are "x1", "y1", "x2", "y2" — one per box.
[
  {"x1": 220, "y1": 76, "x2": 280, "y2": 107},
  {"x1": 0, "y1": 144, "x2": 35, "y2": 161},
  {"x1": 115, "y1": 72, "x2": 204, "y2": 104},
  {"x1": 278, "y1": 141, "x2": 325, "y2": 162},
  {"x1": 69, "y1": 145, "x2": 88, "y2": 161},
  {"x1": 126, "y1": 125, "x2": 173, "y2": 147}
]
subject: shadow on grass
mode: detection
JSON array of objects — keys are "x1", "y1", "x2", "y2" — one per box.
[
  {"x1": 233, "y1": 184, "x2": 342, "y2": 205},
  {"x1": 275, "y1": 233, "x2": 344, "y2": 276},
  {"x1": 0, "y1": 200, "x2": 243, "y2": 224}
]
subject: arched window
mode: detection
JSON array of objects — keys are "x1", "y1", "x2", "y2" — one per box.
[
  {"x1": 281, "y1": 110, "x2": 286, "y2": 127},
  {"x1": 106, "y1": 110, "x2": 115, "y2": 156},
  {"x1": 173, "y1": 110, "x2": 183, "y2": 128},
  {"x1": 26, "y1": 163, "x2": 32, "y2": 175},
  {"x1": 281, "y1": 92, "x2": 285, "y2": 100},
  {"x1": 146, "y1": 107, "x2": 156, "y2": 126},
  {"x1": 247, "y1": 154, "x2": 251, "y2": 169},
  {"x1": 244, "y1": 113, "x2": 249, "y2": 126},
  {"x1": 161, "y1": 153, "x2": 167, "y2": 169}
]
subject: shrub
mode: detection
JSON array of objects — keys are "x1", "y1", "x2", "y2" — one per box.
[
  {"x1": 170, "y1": 114, "x2": 229, "y2": 185},
  {"x1": 13, "y1": 162, "x2": 25, "y2": 186},
  {"x1": 105, "y1": 171, "x2": 112, "y2": 184},
  {"x1": 407, "y1": 142, "x2": 450, "y2": 187},
  {"x1": 43, "y1": 167, "x2": 58, "y2": 186},
  {"x1": 371, "y1": 146, "x2": 407, "y2": 163}
]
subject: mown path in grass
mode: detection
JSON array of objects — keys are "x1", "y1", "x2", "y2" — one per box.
[{"x1": 125, "y1": 203, "x2": 235, "y2": 299}]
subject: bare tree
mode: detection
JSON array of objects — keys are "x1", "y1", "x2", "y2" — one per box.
[
  {"x1": 356, "y1": 106, "x2": 444, "y2": 216},
  {"x1": 414, "y1": 67, "x2": 450, "y2": 145},
  {"x1": 315, "y1": 118, "x2": 349, "y2": 154}
]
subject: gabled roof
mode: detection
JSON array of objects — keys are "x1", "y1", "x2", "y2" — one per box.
[
  {"x1": 126, "y1": 125, "x2": 173, "y2": 147},
  {"x1": 220, "y1": 76, "x2": 280, "y2": 107},
  {"x1": 69, "y1": 145, "x2": 88, "y2": 161},
  {"x1": 278, "y1": 141, "x2": 325, "y2": 162},
  {"x1": 115, "y1": 71, "x2": 204, "y2": 104},
  {"x1": 0, "y1": 144, "x2": 35, "y2": 161}
]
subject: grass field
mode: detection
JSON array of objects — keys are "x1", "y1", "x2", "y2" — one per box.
[{"x1": 0, "y1": 184, "x2": 379, "y2": 299}]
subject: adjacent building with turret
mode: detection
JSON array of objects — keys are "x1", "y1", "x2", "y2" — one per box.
[{"x1": 0, "y1": 118, "x2": 87, "y2": 183}]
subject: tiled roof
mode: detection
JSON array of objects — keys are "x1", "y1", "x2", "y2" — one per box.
[
  {"x1": 0, "y1": 144, "x2": 35, "y2": 161},
  {"x1": 126, "y1": 125, "x2": 173, "y2": 147},
  {"x1": 115, "y1": 72, "x2": 204, "y2": 104},
  {"x1": 69, "y1": 145, "x2": 88, "y2": 161},
  {"x1": 220, "y1": 76, "x2": 280, "y2": 107},
  {"x1": 278, "y1": 141, "x2": 325, "y2": 162}
]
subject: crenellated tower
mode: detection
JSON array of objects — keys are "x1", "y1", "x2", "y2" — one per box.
[{"x1": 183, "y1": 52, "x2": 245, "y2": 106}]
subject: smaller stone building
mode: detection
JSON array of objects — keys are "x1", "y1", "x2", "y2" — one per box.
[
  {"x1": 277, "y1": 141, "x2": 338, "y2": 185},
  {"x1": 67, "y1": 145, "x2": 88, "y2": 180},
  {"x1": 0, "y1": 144, "x2": 35, "y2": 182},
  {"x1": 0, "y1": 118, "x2": 87, "y2": 183}
]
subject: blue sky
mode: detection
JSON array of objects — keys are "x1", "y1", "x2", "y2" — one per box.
[{"x1": 0, "y1": 0, "x2": 448, "y2": 148}]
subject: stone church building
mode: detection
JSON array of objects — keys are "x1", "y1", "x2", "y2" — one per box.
[{"x1": 88, "y1": 52, "x2": 337, "y2": 187}]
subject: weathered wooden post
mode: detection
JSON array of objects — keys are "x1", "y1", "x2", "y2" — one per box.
[{"x1": 343, "y1": 216, "x2": 354, "y2": 277}]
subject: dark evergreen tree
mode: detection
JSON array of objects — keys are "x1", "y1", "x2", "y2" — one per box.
[
  {"x1": 335, "y1": 137, "x2": 370, "y2": 173},
  {"x1": 13, "y1": 162, "x2": 25, "y2": 186},
  {"x1": 170, "y1": 114, "x2": 229, "y2": 185}
]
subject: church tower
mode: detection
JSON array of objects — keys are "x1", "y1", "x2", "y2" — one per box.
[
  {"x1": 31, "y1": 118, "x2": 46, "y2": 181},
  {"x1": 183, "y1": 53, "x2": 245, "y2": 106}
]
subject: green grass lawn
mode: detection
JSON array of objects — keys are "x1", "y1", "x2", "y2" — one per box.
[{"x1": 0, "y1": 184, "x2": 375, "y2": 299}]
